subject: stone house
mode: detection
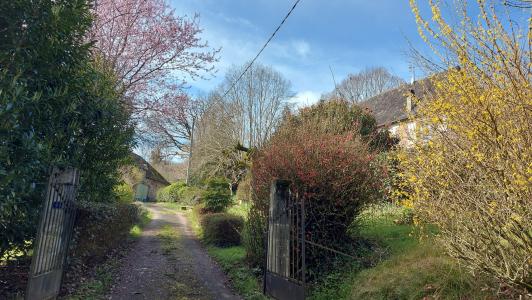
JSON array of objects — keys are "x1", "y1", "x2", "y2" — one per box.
[
  {"x1": 129, "y1": 153, "x2": 170, "y2": 202},
  {"x1": 360, "y1": 78, "x2": 433, "y2": 147}
]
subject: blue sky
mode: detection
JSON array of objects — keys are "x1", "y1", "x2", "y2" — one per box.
[{"x1": 170, "y1": 0, "x2": 433, "y2": 106}]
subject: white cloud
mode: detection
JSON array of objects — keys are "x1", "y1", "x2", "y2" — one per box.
[
  {"x1": 217, "y1": 13, "x2": 257, "y2": 30},
  {"x1": 292, "y1": 90, "x2": 321, "y2": 108},
  {"x1": 292, "y1": 40, "x2": 310, "y2": 58}
]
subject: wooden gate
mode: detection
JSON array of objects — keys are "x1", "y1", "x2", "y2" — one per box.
[
  {"x1": 264, "y1": 180, "x2": 306, "y2": 300},
  {"x1": 26, "y1": 167, "x2": 80, "y2": 300}
]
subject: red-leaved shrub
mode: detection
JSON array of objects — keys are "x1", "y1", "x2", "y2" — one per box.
[{"x1": 251, "y1": 100, "x2": 383, "y2": 249}]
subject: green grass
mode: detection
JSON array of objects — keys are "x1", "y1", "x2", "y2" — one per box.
[
  {"x1": 158, "y1": 224, "x2": 182, "y2": 256},
  {"x1": 129, "y1": 208, "x2": 152, "y2": 239},
  {"x1": 66, "y1": 256, "x2": 121, "y2": 300},
  {"x1": 185, "y1": 205, "x2": 204, "y2": 238},
  {"x1": 309, "y1": 203, "x2": 494, "y2": 300},
  {"x1": 184, "y1": 203, "x2": 267, "y2": 299},
  {"x1": 227, "y1": 201, "x2": 251, "y2": 218},
  {"x1": 349, "y1": 243, "x2": 490, "y2": 300},
  {"x1": 207, "y1": 246, "x2": 267, "y2": 300}
]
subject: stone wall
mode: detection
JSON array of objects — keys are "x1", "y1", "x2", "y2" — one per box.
[{"x1": 146, "y1": 179, "x2": 167, "y2": 201}]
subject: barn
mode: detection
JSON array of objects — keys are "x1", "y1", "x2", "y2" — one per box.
[{"x1": 130, "y1": 153, "x2": 170, "y2": 202}]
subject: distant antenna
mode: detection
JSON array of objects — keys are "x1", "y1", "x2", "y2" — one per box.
[
  {"x1": 409, "y1": 64, "x2": 416, "y2": 84},
  {"x1": 329, "y1": 65, "x2": 340, "y2": 99}
]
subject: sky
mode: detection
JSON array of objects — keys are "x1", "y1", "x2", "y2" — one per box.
[{"x1": 169, "y1": 0, "x2": 434, "y2": 107}]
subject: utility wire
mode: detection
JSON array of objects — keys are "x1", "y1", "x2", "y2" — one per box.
[{"x1": 220, "y1": 0, "x2": 302, "y2": 99}]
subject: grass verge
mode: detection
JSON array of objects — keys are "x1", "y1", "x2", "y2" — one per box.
[
  {"x1": 129, "y1": 207, "x2": 152, "y2": 239},
  {"x1": 65, "y1": 205, "x2": 152, "y2": 299},
  {"x1": 207, "y1": 246, "x2": 267, "y2": 300},
  {"x1": 184, "y1": 203, "x2": 267, "y2": 299},
  {"x1": 309, "y1": 203, "x2": 494, "y2": 300}
]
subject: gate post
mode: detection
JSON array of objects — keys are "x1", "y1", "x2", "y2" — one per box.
[
  {"x1": 26, "y1": 167, "x2": 80, "y2": 300},
  {"x1": 264, "y1": 179, "x2": 305, "y2": 300},
  {"x1": 267, "y1": 179, "x2": 291, "y2": 277}
]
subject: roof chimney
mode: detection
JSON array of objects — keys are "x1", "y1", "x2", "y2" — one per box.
[{"x1": 406, "y1": 89, "x2": 415, "y2": 112}]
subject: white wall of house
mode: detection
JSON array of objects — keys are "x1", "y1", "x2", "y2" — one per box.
[{"x1": 387, "y1": 121, "x2": 417, "y2": 147}]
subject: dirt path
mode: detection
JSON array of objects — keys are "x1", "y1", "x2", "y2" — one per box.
[{"x1": 108, "y1": 203, "x2": 241, "y2": 300}]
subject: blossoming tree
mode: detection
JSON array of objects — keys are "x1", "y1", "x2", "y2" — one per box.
[{"x1": 90, "y1": 0, "x2": 219, "y2": 113}]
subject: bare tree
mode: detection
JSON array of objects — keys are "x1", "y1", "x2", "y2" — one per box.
[
  {"x1": 145, "y1": 93, "x2": 204, "y2": 156},
  {"x1": 190, "y1": 95, "x2": 244, "y2": 184},
  {"x1": 148, "y1": 147, "x2": 187, "y2": 182},
  {"x1": 326, "y1": 67, "x2": 405, "y2": 103},
  {"x1": 503, "y1": 0, "x2": 532, "y2": 8},
  {"x1": 222, "y1": 62, "x2": 293, "y2": 149},
  {"x1": 183, "y1": 63, "x2": 291, "y2": 186}
]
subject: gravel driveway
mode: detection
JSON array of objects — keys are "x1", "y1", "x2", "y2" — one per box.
[{"x1": 108, "y1": 203, "x2": 241, "y2": 300}]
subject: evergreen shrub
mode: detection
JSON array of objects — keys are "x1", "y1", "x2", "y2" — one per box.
[{"x1": 201, "y1": 213, "x2": 244, "y2": 247}]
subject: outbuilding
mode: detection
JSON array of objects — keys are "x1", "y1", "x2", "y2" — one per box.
[{"x1": 130, "y1": 153, "x2": 170, "y2": 202}]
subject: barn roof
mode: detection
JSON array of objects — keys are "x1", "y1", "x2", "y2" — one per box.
[
  {"x1": 130, "y1": 153, "x2": 170, "y2": 185},
  {"x1": 360, "y1": 77, "x2": 434, "y2": 126}
]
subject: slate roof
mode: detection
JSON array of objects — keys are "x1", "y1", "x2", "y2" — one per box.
[
  {"x1": 130, "y1": 153, "x2": 170, "y2": 185},
  {"x1": 360, "y1": 77, "x2": 434, "y2": 126}
]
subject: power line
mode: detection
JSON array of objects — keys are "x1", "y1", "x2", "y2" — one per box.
[{"x1": 221, "y1": 0, "x2": 302, "y2": 99}]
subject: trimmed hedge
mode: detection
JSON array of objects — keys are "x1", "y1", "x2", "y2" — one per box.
[
  {"x1": 69, "y1": 201, "x2": 141, "y2": 264},
  {"x1": 201, "y1": 213, "x2": 244, "y2": 247}
]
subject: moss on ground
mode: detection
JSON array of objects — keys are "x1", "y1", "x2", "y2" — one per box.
[{"x1": 157, "y1": 225, "x2": 210, "y2": 300}]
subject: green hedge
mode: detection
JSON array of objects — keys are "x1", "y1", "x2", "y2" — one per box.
[
  {"x1": 157, "y1": 182, "x2": 201, "y2": 206},
  {"x1": 201, "y1": 213, "x2": 244, "y2": 247},
  {"x1": 69, "y1": 201, "x2": 142, "y2": 264},
  {"x1": 0, "y1": 0, "x2": 134, "y2": 257}
]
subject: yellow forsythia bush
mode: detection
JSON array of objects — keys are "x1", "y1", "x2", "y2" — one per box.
[{"x1": 403, "y1": 0, "x2": 531, "y2": 291}]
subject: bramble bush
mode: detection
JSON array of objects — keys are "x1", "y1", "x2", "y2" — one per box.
[
  {"x1": 247, "y1": 100, "x2": 386, "y2": 266},
  {"x1": 242, "y1": 206, "x2": 266, "y2": 267}
]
